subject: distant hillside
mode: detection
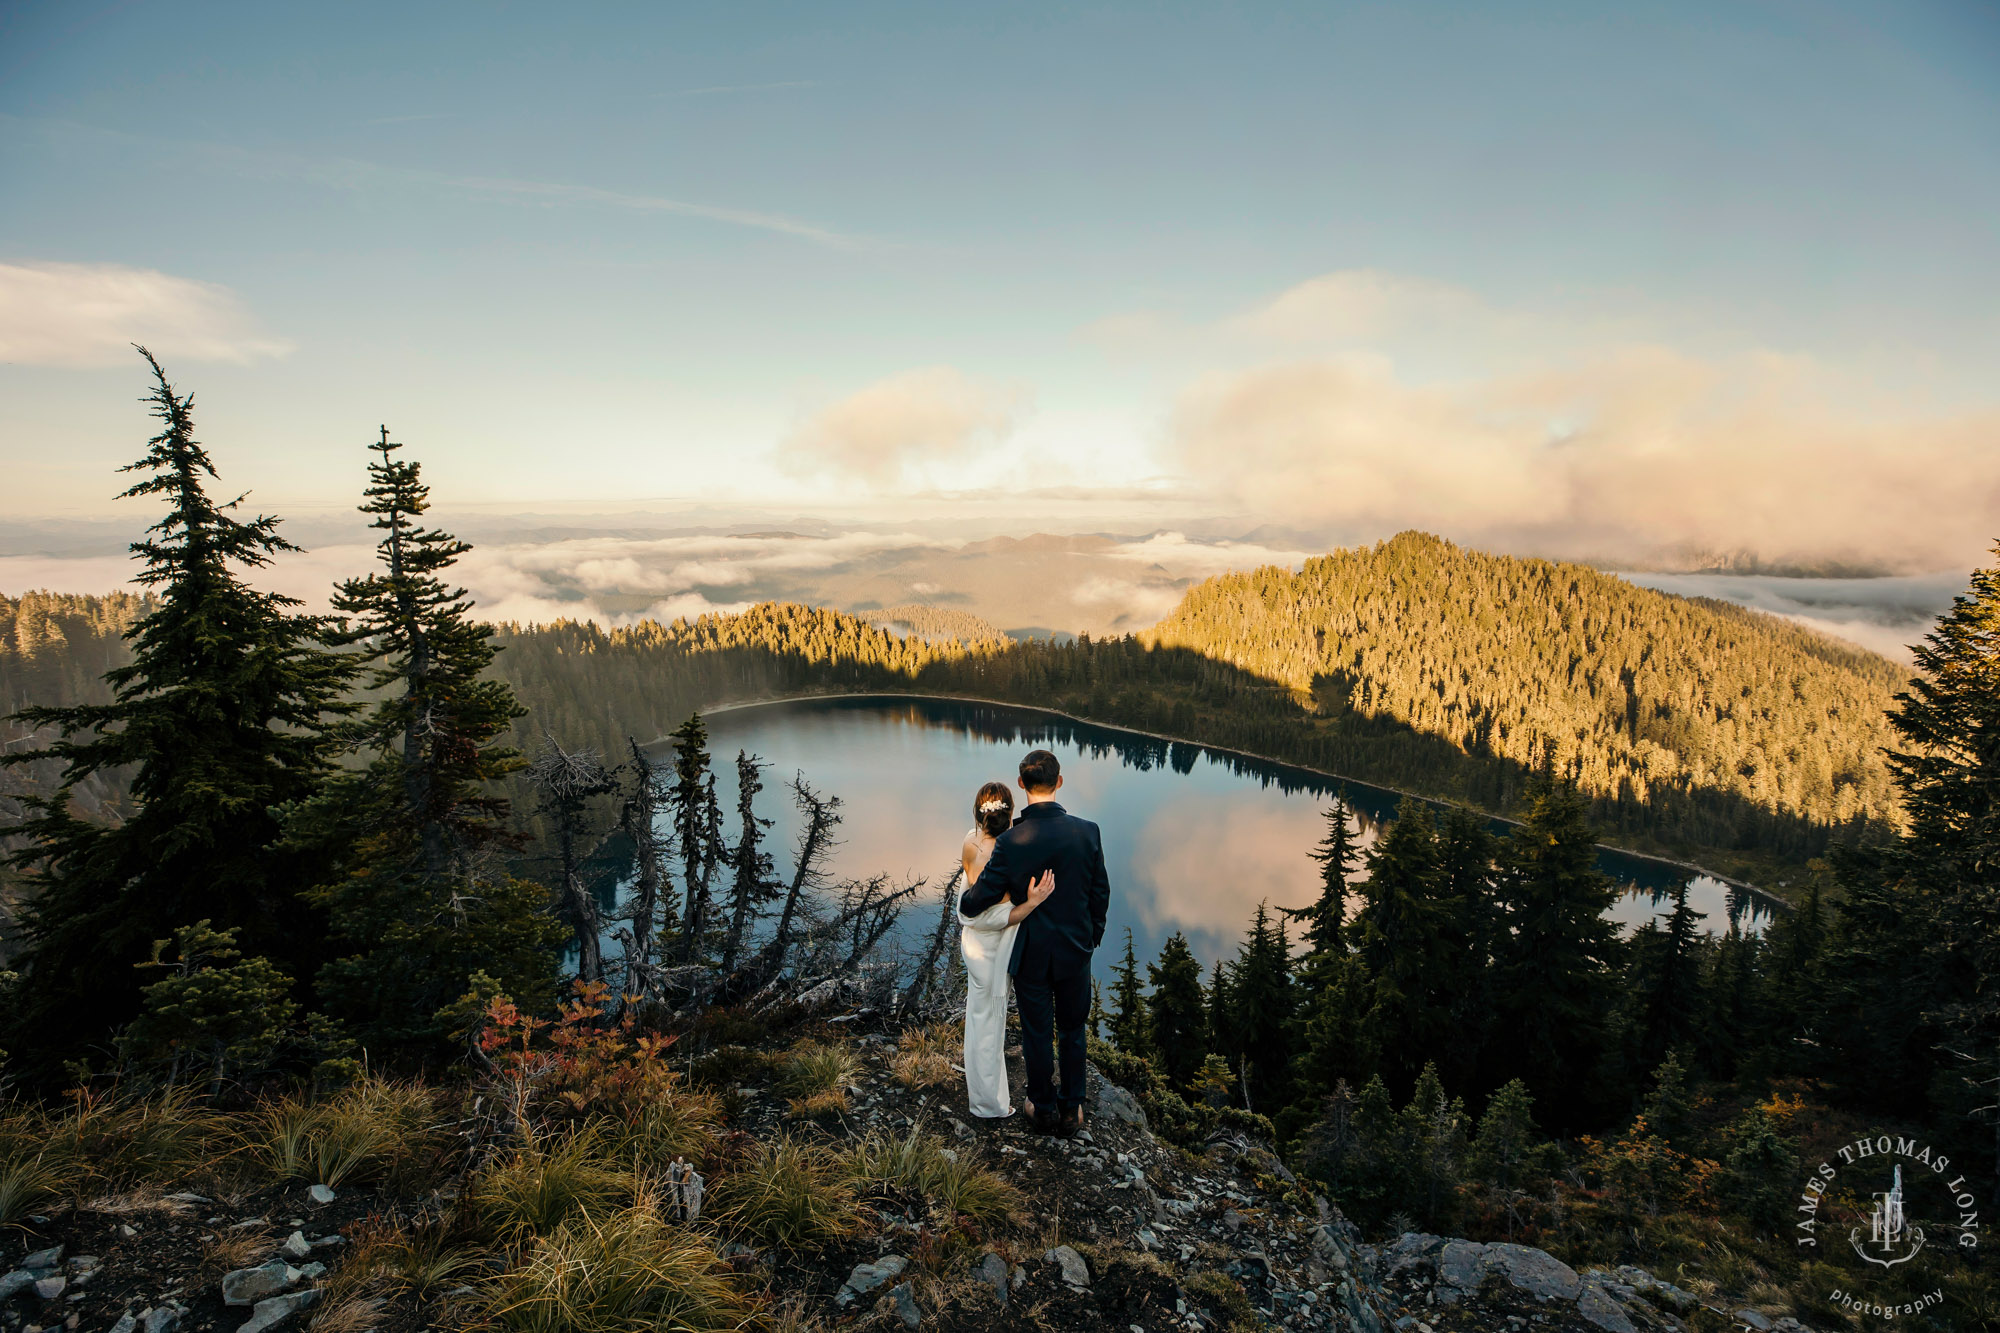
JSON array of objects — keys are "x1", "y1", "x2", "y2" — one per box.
[
  {"x1": 1144, "y1": 531, "x2": 1906, "y2": 848},
  {"x1": 1, "y1": 590, "x2": 150, "y2": 828},
  {"x1": 858, "y1": 603, "x2": 1008, "y2": 646}
]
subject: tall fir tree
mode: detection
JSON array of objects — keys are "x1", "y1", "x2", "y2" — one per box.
[
  {"x1": 1626, "y1": 882, "x2": 1706, "y2": 1075},
  {"x1": 3, "y1": 352, "x2": 353, "y2": 1077},
  {"x1": 666, "y1": 714, "x2": 723, "y2": 961},
  {"x1": 285, "y1": 428, "x2": 560, "y2": 1053},
  {"x1": 1107, "y1": 928, "x2": 1150, "y2": 1057},
  {"x1": 1229, "y1": 902, "x2": 1296, "y2": 1112},
  {"x1": 1287, "y1": 798, "x2": 1359, "y2": 954},
  {"x1": 1145, "y1": 931, "x2": 1208, "y2": 1089},
  {"x1": 1490, "y1": 773, "x2": 1623, "y2": 1129},
  {"x1": 1349, "y1": 801, "x2": 1453, "y2": 1094}
]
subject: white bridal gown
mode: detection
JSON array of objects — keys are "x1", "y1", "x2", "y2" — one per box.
[{"x1": 959, "y1": 828, "x2": 1018, "y2": 1119}]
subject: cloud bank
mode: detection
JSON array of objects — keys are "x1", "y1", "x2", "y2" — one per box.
[
  {"x1": 1172, "y1": 345, "x2": 2000, "y2": 572},
  {"x1": 781, "y1": 368, "x2": 1022, "y2": 484},
  {"x1": 0, "y1": 261, "x2": 293, "y2": 367}
]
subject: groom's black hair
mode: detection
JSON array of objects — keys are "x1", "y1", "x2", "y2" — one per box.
[{"x1": 1020, "y1": 749, "x2": 1061, "y2": 792}]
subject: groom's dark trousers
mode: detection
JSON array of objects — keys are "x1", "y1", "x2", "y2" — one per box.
[{"x1": 959, "y1": 800, "x2": 1111, "y2": 1113}]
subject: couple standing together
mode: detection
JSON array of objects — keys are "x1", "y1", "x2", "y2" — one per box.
[{"x1": 955, "y1": 748, "x2": 1110, "y2": 1137}]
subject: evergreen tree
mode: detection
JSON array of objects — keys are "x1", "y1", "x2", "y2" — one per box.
[
  {"x1": 285, "y1": 428, "x2": 559, "y2": 1053},
  {"x1": 3, "y1": 352, "x2": 353, "y2": 1077},
  {"x1": 1466, "y1": 1078, "x2": 1540, "y2": 1192},
  {"x1": 1638, "y1": 1050, "x2": 1695, "y2": 1148},
  {"x1": 1107, "y1": 929, "x2": 1150, "y2": 1057},
  {"x1": 119, "y1": 920, "x2": 298, "y2": 1092},
  {"x1": 1230, "y1": 902, "x2": 1296, "y2": 1112},
  {"x1": 1287, "y1": 798, "x2": 1359, "y2": 954},
  {"x1": 1490, "y1": 773, "x2": 1623, "y2": 1129},
  {"x1": 531, "y1": 740, "x2": 618, "y2": 983},
  {"x1": 1397, "y1": 1062, "x2": 1468, "y2": 1230},
  {"x1": 1349, "y1": 801, "x2": 1452, "y2": 1092},
  {"x1": 1206, "y1": 957, "x2": 1234, "y2": 1063},
  {"x1": 1877, "y1": 545, "x2": 2000, "y2": 1203},
  {"x1": 1625, "y1": 882, "x2": 1706, "y2": 1075},
  {"x1": 1145, "y1": 931, "x2": 1207, "y2": 1089}
]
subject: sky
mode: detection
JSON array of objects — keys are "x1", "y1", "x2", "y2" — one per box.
[{"x1": 3, "y1": 2, "x2": 1998, "y2": 579}]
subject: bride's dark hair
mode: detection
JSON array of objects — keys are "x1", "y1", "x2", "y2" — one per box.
[{"x1": 973, "y1": 781, "x2": 1014, "y2": 838}]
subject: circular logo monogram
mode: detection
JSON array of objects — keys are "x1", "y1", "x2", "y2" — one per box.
[{"x1": 1794, "y1": 1132, "x2": 1980, "y2": 1320}]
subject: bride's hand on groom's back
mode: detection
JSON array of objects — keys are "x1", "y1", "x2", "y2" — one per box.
[{"x1": 1024, "y1": 870, "x2": 1056, "y2": 910}]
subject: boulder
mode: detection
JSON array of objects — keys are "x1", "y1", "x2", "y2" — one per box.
[
  {"x1": 279, "y1": 1233, "x2": 311, "y2": 1261},
  {"x1": 143, "y1": 1305, "x2": 182, "y2": 1333},
  {"x1": 109, "y1": 1311, "x2": 140, "y2": 1333},
  {"x1": 1437, "y1": 1239, "x2": 1487, "y2": 1295},
  {"x1": 31, "y1": 1275, "x2": 64, "y2": 1300},
  {"x1": 1483, "y1": 1242, "x2": 1581, "y2": 1302},
  {"x1": 1091, "y1": 1074, "x2": 1147, "y2": 1129},
  {"x1": 889, "y1": 1281, "x2": 921, "y2": 1328},
  {"x1": 21, "y1": 1246, "x2": 62, "y2": 1271},
  {"x1": 1578, "y1": 1285, "x2": 1637, "y2": 1333},
  {"x1": 1735, "y1": 1312, "x2": 1774, "y2": 1332},
  {"x1": 1045, "y1": 1245, "x2": 1090, "y2": 1288},
  {"x1": 221, "y1": 1262, "x2": 299, "y2": 1307},
  {"x1": 978, "y1": 1251, "x2": 1009, "y2": 1306},
  {"x1": 237, "y1": 1290, "x2": 318, "y2": 1333},
  {"x1": 836, "y1": 1255, "x2": 908, "y2": 1306},
  {"x1": 305, "y1": 1185, "x2": 335, "y2": 1205}
]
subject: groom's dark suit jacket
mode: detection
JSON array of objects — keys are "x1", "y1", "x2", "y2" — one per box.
[{"x1": 959, "y1": 800, "x2": 1110, "y2": 980}]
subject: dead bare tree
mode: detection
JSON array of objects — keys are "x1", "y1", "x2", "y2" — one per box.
[
  {"x1": 529, "y1": 738, "x2": 618, "y2": 984},
  {"x1": 900, "y1": 866, "x2": 963, "y2": 1012},
  {"x1": 720, "y1": 751, "x2": 777, "y2": 974},
  {"x1": 770, "y1": 773, "x2": 842, "y2": 966},
  {"x1": 614, "y1": 737, "x2": 675, "y2": 1002}
]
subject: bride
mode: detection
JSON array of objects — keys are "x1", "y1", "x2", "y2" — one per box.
[{"x1": 959, "y1": 781, "x2": 1054, "y2": 1119}]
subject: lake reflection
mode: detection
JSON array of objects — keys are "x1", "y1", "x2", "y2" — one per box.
[{"x1": 626, "y1": 695, "x2": 1773, "y2": 983}]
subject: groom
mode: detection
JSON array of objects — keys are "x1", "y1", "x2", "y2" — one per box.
[{"x1": 959, "y1": 748, "x2": 1110, "y2": 1136}]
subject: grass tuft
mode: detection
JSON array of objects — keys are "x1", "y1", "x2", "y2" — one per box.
[
  {"x1": 486, "y1": 1199, "x2": 758, "y2": 1333},
  {"x1": 473, "y1": 1124, "x2": 631, "y2": 1247},
  {"x1": 889, "y1": 1023, "x2": 959, "y2": 1091},
  {"x1": 249, "y1": 1077, "x2": 442, "y2": 1188},
  {"x1": 846, "y1": 1126, "x2": 1018, "y2": 1229},
  {"x1": 775, "y1": 1041, "x2": 858, "y2": 1119},
  {"x1": 710, "y1": 1135, "x2": 857, "y2": 1250}
]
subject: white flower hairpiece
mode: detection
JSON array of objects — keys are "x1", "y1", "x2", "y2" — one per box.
[{"x1": 978, "y1": 799, "x2": 1007, "y2": 813}]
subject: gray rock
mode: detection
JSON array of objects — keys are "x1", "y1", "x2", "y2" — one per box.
[
  {"x1": 1045, "y1": 1245, "x2": 1090, "y2": 1288},
  {"x1": 890, "y1": 1281, "x2": 921, "y2": 1328},
  {"x1": 1735, "y1": 1312, "x2": 1774, "y2": 1332},
  {"x1": 836, "y1": 1255, "x2": 908, "y2": 1305},
  {"x1": 1483, "y1": 1243, "x2": 1580, "y2": 1302},
  {"x1": 227, "y1": 1217, "x2": 267, "y2": 1231},
  {"x1": 978, "y1": 1251, "x2": 1010, "y2": 1306},
  {"x1": 278, "y1": 1232, "x2": 311, "y2": 1261},
  {"x1": 64, "y1": 1256, "x2": 97, "y2": 1273},
  {"x1": 143, "y1": 1306, "x2": 182, "y2": 1333},
  {"x1": 237, "y1": 1289, "x2": 318, "y2": 1333},
  {"x1": 1437, "y1": 1239, "x2": 1487, "y2": 1293},
  {"x1": 0, "y1": 1272, "x2": 46, "y2": 1301},
  {"x1": 298, "y1": 1263, "x2": 326, "y2": 1280},
  {"x1": 1092, "y1": 1077, "x2": 1148, "y2": 1129},
  {"x1": 220, "y1": 1262, "x2": 298, "y2": 1307},
  {"x1": 305, "y1": 1185, "x2": 335, "y2": 1205},
  {"x1": 308, "y1": 1235, "x2": 345, "y2": 1249},
  {"x1": 32, "y1": 1275, "x2": 65, "y2": 1300},
  {"x1": 21, "y1": 1247, "x2": 62, "y2": 1271},
  {"x1": 1010, "y1": 1264, "x2": 1026, "y2": 1292},
  {"x1": 109, "y1": 1312, "x2": 139, "y2": 1333},
  {"x1": 1578, "y1": 1286, "x2": 1636, "y2": 1333}
]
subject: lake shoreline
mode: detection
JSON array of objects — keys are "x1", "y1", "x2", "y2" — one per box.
[{"x1": 672, "y1": 687, "x2": 1790, "y2": 915}]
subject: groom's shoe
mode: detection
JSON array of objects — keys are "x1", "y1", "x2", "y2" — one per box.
[
  {"x1": 1054, "y1": 1105, "x2": 1084, "y2": 1139},
  {"x1": 1023, "y1": 1098, "x2": 1061, "y2": 1136}
]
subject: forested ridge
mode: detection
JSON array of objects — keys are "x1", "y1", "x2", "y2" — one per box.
[{"x1": 480, "y1": 537, "x2": 1909, "y2": 875}]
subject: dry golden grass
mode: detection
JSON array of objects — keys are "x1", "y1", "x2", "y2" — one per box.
[
  {"x1": 889, "y1": 1023, "x2": 959, "y2": 1091},
  {"x1": 776, "y1": 1041, "x2": 859, "y2": 1119},
  {"x1": 845, "y1": 1127, "x2": 1019, "y2": 1229},
  {"x1": 307, "y1": 1295, "x2": 385, "y2": 1333},
  {"x1": 247, "y1": 1077, "x2": 444, "y2": 1190},
  {"x1": 485, "y1": 1198, "x2": 759, "y2": 1333},
  {"x1": 473, "y1": 1125, "x2": 632, "y2": 1248},
  {"x1": 197, "y1": 1229, "x2": 272, "y2": 1281}
]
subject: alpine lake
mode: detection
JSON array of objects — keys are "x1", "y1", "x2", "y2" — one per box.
[{"x1": 596, "y1": 695, "x2": 1778, "y2": 985}]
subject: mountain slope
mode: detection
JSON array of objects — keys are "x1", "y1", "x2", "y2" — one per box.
[{"x1": 1145, "y1": 531, "x2": 1905, "y2": 844}]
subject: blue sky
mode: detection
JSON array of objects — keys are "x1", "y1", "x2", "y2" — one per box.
[{"x1": 2, "y1": 1, "x2": 1996, "y2": 571}]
